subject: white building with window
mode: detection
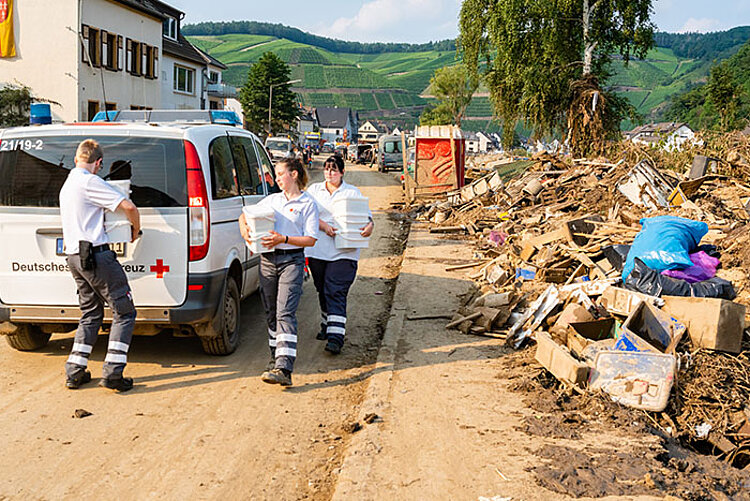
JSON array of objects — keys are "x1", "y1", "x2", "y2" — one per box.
[
  {"x1": 0, "y1": 0, "x2": 226, "y2": 122},
  {"x1": 0, "y1": 0, "x2": 164, "y2": 122}
]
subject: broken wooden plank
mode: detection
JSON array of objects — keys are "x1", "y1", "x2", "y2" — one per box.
[{"x1": 446, "y1": 312, "x2": 482, "y2": 329}]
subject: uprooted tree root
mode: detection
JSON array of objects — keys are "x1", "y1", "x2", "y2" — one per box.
[{"x1": 567, "y1": 75, "x2": 610, "y2": 158}]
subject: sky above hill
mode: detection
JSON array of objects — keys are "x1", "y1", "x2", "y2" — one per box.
[{"x1": 169, "y1": 0, "x2": 750, "y2": 43}]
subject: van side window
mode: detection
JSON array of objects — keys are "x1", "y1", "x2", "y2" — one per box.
[
  {"x1": 229, "y1": 136, "x2": 262, "y2": 196},
  {"x1": 384, "y1": 141, "x2": 401, "y2": 154},
  {"x1": 209, "y1": 136, "x2": 239, "y2": 199},
  {"x1": 254, "y1": 139, "x2": 280, "y2": 194}
]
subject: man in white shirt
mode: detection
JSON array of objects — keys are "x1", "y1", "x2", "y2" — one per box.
[{"x1": 60, "y1": 139, "x2": 141, "y2": 392}]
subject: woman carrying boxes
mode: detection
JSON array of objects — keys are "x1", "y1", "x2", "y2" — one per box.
[
  {"x1": 239, "y1": 158, "x2": 319, "y2": 387},
  {"x1": 306, "y1": 155, "x2": 374, "y2": 355}
]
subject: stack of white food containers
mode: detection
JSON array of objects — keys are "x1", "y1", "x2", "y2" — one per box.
[
  {"x1": 242, "y1": 205, "x2": 276, "y2": 253},
  {"x1": 104, "y1": 180, "x2": 132, "y2": 243},
  {"x1": 332, "y1": 195, "x2": 370, "y2": 249}
]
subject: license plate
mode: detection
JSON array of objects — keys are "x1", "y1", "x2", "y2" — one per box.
[
  {"x1": 111, "y1": 242, "x2": 126, "y2": 257},
  {"x1": 55, "y1": 239, "x2": 125, "y2": 257}
]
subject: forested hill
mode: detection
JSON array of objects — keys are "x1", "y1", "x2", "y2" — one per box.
[
  {"x1": 654, "y1": 26, "x2": 750, "y2": 60},
  {"x1": 182, "y1": 21, "x2": 456, "y2": 54}
]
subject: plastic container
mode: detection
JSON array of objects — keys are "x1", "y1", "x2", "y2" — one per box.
[
  {"x1": 334, "y1": 233, "x2": 369, "y2": 249},
  {"x1": 247, "y1": 232, "x2": 274, "y2": 254},
  {"x1": 242, "y1": 206, "x2": 276, "y2": 253},
  {"x1": 589, "y1": 351, "x2": 676, "y2": 412},
  {"x1": 104, "y1": 180, "x2": 132, "y2": 243},
  {"x1": 331, "y1": 196, "x2": 369, "y2": 217},
  {"x1": 330, "y1": 195, "x2": 370, "y2": 249}
]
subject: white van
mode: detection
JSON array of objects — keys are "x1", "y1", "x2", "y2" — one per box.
[
  {"x1": 264, "y1": 136, "x2": 294, "y2": 160},
  {"x1": 377, "y1": 134, "x2": 403, "y2": 172},
  {"x1": 0, "y1": 110, "x2": 279, "y2": 355}
]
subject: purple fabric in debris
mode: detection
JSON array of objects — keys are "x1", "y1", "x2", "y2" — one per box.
[{"x1": 661, "y1": 251, "x2": 719, "y2": 283}]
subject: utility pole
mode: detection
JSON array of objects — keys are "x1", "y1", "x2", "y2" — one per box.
[{"x1": 268, "y1": 79, "x2": 301, "y2": 136}]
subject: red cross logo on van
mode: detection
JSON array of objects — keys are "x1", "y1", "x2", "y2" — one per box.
[{"x1": 150, "y1": 259, "x2": 170, "y2": 278}]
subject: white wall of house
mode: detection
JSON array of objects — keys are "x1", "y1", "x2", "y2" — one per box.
[
  {"x1": 80, "y1": 0, "x2": 162, "y2": 118},
  {"x1": 161, "y1": 55, "x2": 202, "y2": 110},
  {"x1": 0, "y1": 0, "x2": 79, "y2": 122},
  {"x1": 358, "y1": 121, "x2": 381, "y2": 142},
  {"x1": 298, "y1": 119, "x2": 314, "y2": 134}
]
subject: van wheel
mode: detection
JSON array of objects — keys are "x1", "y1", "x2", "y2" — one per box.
[
  {"x1": 199, "y1": 278, "x2": 241, "y2": 356},
  {"x1": 5, "y1": 325, "x2": 51, "y2": 351}
]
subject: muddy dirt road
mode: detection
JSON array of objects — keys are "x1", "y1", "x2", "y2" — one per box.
[{"x1": 0, "y1": 161, "x2": 406, "y2": 500}]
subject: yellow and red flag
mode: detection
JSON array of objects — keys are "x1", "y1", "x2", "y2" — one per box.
[{"x1": 0, "y1": 0, "x2": 16, "y2": 58}]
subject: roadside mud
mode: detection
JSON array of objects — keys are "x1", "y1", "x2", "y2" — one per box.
[{"x1": 500, "y1": 348, "x2": 750, "y2": 500}]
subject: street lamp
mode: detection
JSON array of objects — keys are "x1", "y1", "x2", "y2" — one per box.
[{"x1": 268, "y1": 79, "x2": 301, "y2": 136}]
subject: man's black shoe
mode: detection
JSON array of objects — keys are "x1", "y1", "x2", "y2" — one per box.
[
  {"x1": 261, "y1": 368, "x2": 292, "y2": 386},
  {"x1": 324, "y1": 340, "x2": 342, "y2": 355},
  {"x1": 99, "y1": 376, "x2": 134, "y2": 392},
  {"x1": 316, "y1": 329, "x2": 328, "y2": 341},
  {"x1": 65, "y1": 370, "x2": 92, "y2": 389}
]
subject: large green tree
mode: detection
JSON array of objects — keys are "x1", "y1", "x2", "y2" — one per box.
[
  {"x1": 459, "y1": 0, "x2": 654, "y2": 154},
  {"x1": 239, "y1": 52, "x2": 298, "y2": 135},
  {"x1": 421, "y1": 65, "x2": 478, "y2": 127},
  {"x1": 706, "y1": 61, "x2": 746, "y2": 131}
]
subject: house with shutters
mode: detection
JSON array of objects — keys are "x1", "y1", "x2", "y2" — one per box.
[{"x1": 0, "y1": 0, "x2": 229, "y2": 122}]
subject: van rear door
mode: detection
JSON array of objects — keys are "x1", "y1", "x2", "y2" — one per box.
[{"x1": 0, "y1": 132, "x2": 189, "y2": 307}]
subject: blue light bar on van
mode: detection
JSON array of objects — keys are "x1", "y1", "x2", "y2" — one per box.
[
  {"x1": 91, "y1": 111, "x2": 119, "y2": 122},
  {"x1": 90, "y1": 110, "x2": 243, "y2": 126}
]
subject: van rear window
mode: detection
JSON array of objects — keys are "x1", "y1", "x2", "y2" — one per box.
[{"x1": 0, "y1": 135, "x2": 187, "y2": 207}]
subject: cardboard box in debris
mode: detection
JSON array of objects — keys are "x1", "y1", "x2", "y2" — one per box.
[{"x1": 412, "y1": 147, "x2": 750, "y2": 451}]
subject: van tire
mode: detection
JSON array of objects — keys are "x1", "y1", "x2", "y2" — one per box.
[
  {"x1": 199, "y1": 278, "x2": 240, "y2": 356},
  {"x1": 5, "y1": 325, "x2": 51, "y2": 351}
]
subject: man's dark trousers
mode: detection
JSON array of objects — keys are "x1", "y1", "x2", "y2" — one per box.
[{"x1": 65, "y1": 248, "x2": 136, "y2": 379}]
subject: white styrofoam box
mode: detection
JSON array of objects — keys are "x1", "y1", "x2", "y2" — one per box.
[
  {"x1": 243, "y1": 205, "x2": 276, "y2": 234},
  {"x1": 105, "y1": 219, "x2": 132, "y2": 243}
]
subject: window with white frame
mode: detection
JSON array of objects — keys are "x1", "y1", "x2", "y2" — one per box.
[
  {"x1": 163, "y1": 17, "x2": 177, "y2": 40},
  {"x1": 173, "y1": 64, "x2": 195, "y2": 94}
]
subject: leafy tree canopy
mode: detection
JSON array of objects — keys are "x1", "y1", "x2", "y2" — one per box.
[
  {"x1": 459, "y1": 0, "x2": 654, "y2": 153},
  {"x1": 0, "y1": 84, "x2": 35, "y2": 127},
  {"x1": 419, "y1": 102, "x2": 454, "y2": 126},
  {"x1": 239, "y1": 52, "x2": 299, "y2": 136},
  {"x1": 424, "y1": 65, "x2": 478, "y2": 127}
]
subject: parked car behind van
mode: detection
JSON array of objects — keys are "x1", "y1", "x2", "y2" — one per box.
[
  {"x1": 0, "y1": 110, "x2": 277, "y2": 355},
  {"x1": 264, "y1": 136, "x2": 294, "y2": 160}
]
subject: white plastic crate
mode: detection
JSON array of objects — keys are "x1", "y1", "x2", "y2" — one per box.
[{"x1": 105, "y1": 180, "x2": 132, "y2": 243}]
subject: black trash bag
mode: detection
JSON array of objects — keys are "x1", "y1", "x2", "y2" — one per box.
[
  {"x1": 602, "y1": 244, "x2": 631, "y2": 272},
  {"x1": 624, "y1": 258, "x2": 736, "y2": 300},
  {"x1": 695, "y1": 244, "x2": 721, "y2": 259}
]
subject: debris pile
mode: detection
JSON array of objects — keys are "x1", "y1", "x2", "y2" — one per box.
[{"x1": 410, "y1": 147, "x2": 750, "y2": 467}]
